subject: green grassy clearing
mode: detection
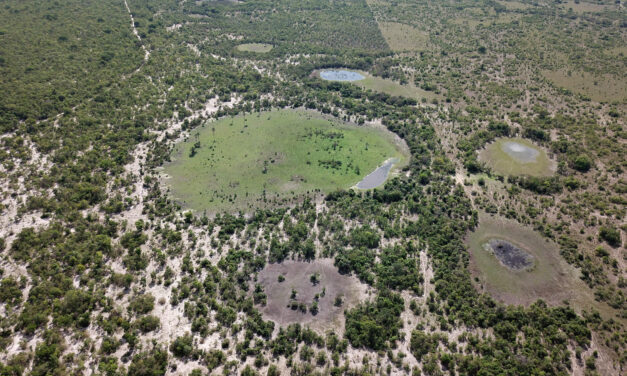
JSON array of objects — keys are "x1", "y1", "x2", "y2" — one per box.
[
  {"x1": 357, "y1": 74, "x2": 437, "y2": 100},
  {"x1": 164, "y1": 109, "x2": 407, "y2": 213},
  {"x1": 478, "y1": 137, "x2": 555, "y2": 177},
  {"x1": 236, "y1": 43, "x2": 273, "y2": 53}
]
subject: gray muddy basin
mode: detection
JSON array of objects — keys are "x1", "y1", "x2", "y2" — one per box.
[
  {"x1": 319, "y1": 70, "x2": 365, "y2": 82},
  {"x1": 356, "y1": 158, "x2": 398, "y2": 189}
]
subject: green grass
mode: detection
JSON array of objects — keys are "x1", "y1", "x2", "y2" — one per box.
[
  {"x1": 357, "y1": 74, "x2": 437, "y2": 100},
  {"x1": 164, "y1": 109, "x2": 407, "y2": 213},
  {"x1": 236, "y1": 43, "x2": 273, "y2": 53},
  {"x1": 478, "y1": 137, "x2": 555, "y2": 177},
  {"x1": 318, "y1": 69, "x2": 438, "y2": 101}
]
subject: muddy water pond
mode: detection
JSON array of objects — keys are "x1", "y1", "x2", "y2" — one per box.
[
  {"x1": 319, "y1": 69, "x2": 365, "y2": 82},
  {"x1": 356, "y1": 158, "x2": 399, "y2": 189}
]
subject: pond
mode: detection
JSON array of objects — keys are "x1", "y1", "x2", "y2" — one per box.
[
  {"x1": 356, "y1": 158, "x2": 398, "y2": 189},
  {"x1": 483, "y1": 239, "x2": 534, "y2": 271},
  {"x1": 501, "y1": 141, "x2": 540, "y2": 163},
  {"x1": 319, "y1": 69, "x2": 365, "y2": 82}
]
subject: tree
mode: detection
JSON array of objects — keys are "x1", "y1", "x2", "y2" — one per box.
[{"x1": 573, "y1": 155, "x2": 592, "y2": 172}]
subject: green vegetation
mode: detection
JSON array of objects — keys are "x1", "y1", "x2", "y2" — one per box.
[
  {"x1": 236, "y1": 43, "x2": 273, "y2": 53},
  {"x1": 344, "y1": 291, "x2": 404, "y2": 350},
  {"x1": 0, "y1": 0, "x2": 624, "y2": 374},
  {"x1": 357, "y1": 74, "x2": 438, "y2": 102},
  {"x1": 478, "y1": 137, "x2": 555, "y2": 177},
  {"x1": 317, "y1": 69, "x2": 438, "y2": 101},
  {"x1": 165, "y1": 109, "x2": 406, "y2": 212}
]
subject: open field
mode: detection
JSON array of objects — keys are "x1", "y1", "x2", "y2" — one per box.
[
  {"x1": 496, "y1": 0, "x2": 532, "y2": 10},
  {"x1": 466, "y1": 213, "x2": 610, "y2": 315},
  {"x1": 377, "y1": 22, "x2": 428, "y2": 52},
  {"x1": 560, "y1": 1, "x2": 614, "y2": 14},
  {"x1": 542, "y1": 69, "x2": 627, "y2": 102},
  {"x1": 478, "y1": 137, "x2": 556, "y2": 177},
  {"x1": 255, "y1": 259, "x2": 369, "y2": 332},
  {"x1": 163, "y1": 109, "x2": 407, "y2": 212},
  {"x1": 358, "y1": 74, "x2": 438, "y2": 100},
  {"x1": 236, "y1": 43, "x2": 273, "y2": 53},
  {"x1": 316, "y1": 69, "x2": 438, "y2": 101}
]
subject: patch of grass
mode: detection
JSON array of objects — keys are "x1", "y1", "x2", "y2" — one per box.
[
  {"x1": 235, "y1": 43, "x2": 273, "y2": 53},
  {"x1": 164, "y1": 109, "x2": 406, "y2": 212},
  {"x1": 559, "y1": 1, "x2": 612, "y2": 14},
  {"x1": 467, "y1": 213, "x2": 587, "y2": 308},
  {"x1": 357, "y1": 74, "x2": 437, "y2": 100},
  {"x1": 317, "y1": 69, "x2": 438, "y2": 100},
  {"x1": 377, "y1": 22, "x2": 428, "y2": 52},
  {"x1": 496, "y1": 0, "x2": 532, "y2": 11},
  {"x1": 542, "y1": 69, "x2": 626, "y2": 102},
  {"x1": 478, "y1": 137, "x2": 555, "y2": 177}
]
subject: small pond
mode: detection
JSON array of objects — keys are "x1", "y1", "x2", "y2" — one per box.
[
  {"x1": 483, "y1": 239, "x2": 534, "y2": 271},
  {"x1": 356, "y1": 158, "x2": 398, "y2": 189},
  {"x1": 319, "y1": 70, "x2": 365, "y2": 82},
  {"x1": 501, "y1": 141, "x2": 540, "y2": 163}
]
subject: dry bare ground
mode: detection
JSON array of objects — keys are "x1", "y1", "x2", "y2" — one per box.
[{"x1": 255, "y1": 259, "x2": 371, "y2": 333}]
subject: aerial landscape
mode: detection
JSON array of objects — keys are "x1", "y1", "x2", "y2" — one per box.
[{"x1": 0, "y1": 0, "x2": 624, "y2": 375}]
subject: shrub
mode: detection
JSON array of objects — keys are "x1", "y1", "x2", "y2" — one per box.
[
  {"x1": 573, "y1": 155, "x2": 592, "y2": 172},
  {"x1": 129, "y1": 294, "x2": 155, "y2": 315},
  {"x1": 0, "y1": 278, "x2": 22, "y2": 306},
  {"x1": 135, "y1": 315, "x2": 160, "y2": 333},
  {"x1": 170, "y1": 334, "x2": 194, "y2": 358},
  {"x1": 599, "y1": 226, "x2": 621, "y2": 247},
  {"x1": 128, "y1": 348, "x2": 168, "y2": 376}
]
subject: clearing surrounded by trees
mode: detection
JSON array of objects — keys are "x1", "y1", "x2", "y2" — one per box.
[{"x1": 163, "y1": 109, "x2": 407, "y2": 212}]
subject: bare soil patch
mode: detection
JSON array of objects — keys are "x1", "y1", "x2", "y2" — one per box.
[{"x1": 255, "y1": 259, "x2": 369, "y2": 332}]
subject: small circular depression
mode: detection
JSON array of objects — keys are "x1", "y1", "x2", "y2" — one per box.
[
  {"x1": 483, "y1": 239, "x2": 534, "y2": 271},
  {"x1": 501, "y1": 141, "x2": 540, "y2": 163}
]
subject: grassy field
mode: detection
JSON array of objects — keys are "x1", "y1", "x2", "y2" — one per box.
[
  {"x1": 164, "y1": 109, "x2": 407, "y2": 213},
  {"x1": 357, "y1": 74, "x2": 438, "y2": 100},
  {"x1": 236, "y1": 43, "x2": 273, "y2": 53},
  {"x1": 496, "y1": 0, "x2": 532, "y2": 10},
  {"x1": 542, "y1": 69, "x2": 626, "y2": 102},
  {"x1": 560, "y1": 1, "x2": 613, "y2": 14},
  {"x1": 467, "y1": 213, "x2": 599, "y2": 311},
  {"x1": 317, "y1": 69, "x2": 438, "y2": 101},
  {"x1": 478, "y1": 137, "x2": 555, "y2": 177},
  {"x1": 377, "y1": 22, "x2": 428, "y2": 52}
]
